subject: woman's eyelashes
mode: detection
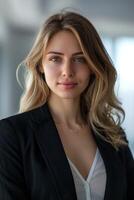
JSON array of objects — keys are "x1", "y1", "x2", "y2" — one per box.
[
  {"x1": 48, "y1": 55, "x2": 87, "y2": 64},
  {"x1": 48, "y1": 56, "x2": 61, "y2": 63},
  {"x1": 72, "y1": 56, "x2": 87, "y2": 64}
]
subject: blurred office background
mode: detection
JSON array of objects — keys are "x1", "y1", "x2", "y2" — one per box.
[{"x1": 0, "y1": 0, "x2": 134, "y2": 153}]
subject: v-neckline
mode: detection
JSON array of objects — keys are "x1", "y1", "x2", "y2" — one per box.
[{"x1": 67, "y1": 148, "x2": 99, "y2": 182}]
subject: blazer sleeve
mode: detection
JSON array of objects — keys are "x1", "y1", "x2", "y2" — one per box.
[
  {"x1": 125, "y1": 144, "x2": 134, "y2": 199},
  {"x1": 0, "y1": 119, "x2": 29, "y2": 200},
  {"x1": 120, "y1": 129, "x2": 134, "y2": 199}
]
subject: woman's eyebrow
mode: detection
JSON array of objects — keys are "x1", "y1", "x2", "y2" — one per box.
[
  {"x1": 72, "y1": 52, "x2": 84, "y2": 56},
  {"x1": 46, "y1": 51, "x2": 83, "y2": 56}
]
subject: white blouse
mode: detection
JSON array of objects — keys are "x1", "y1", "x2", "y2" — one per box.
[{"x1": 67, "y1": 148, "x2": 106, "y2": 200}]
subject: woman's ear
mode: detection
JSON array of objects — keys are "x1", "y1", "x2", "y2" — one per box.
[
  {"x1": 90, "y1": 69, "x2": 94, "y2": 75},
  {"x1": 36, "y1": 61, "x2": 43, "y2": 75},
  {"x1": 39, "y1": 66, "x2": 44, "y2": 73},
  {"x1": 39, "y1": 61, "x2": 44, "y2": 73},
  {"x1": 36, "y1": 64, "x2": 45, "y2": 81}
]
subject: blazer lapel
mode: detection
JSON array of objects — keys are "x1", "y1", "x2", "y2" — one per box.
[
  {"x1": 30, "y1": 103, "x2": 77, "y2": 200},
  {"x1": 94, "y1": 134, "x2": 125, "y2": 200}
]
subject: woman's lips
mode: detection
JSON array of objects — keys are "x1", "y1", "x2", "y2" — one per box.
[{"x1": 57, "y1": 82, "x2": 78, "y2": 89}]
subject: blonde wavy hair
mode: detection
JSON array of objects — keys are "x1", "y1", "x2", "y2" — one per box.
[{"x1": 17, "y1": 10, "x2": 126, "y2": 148}]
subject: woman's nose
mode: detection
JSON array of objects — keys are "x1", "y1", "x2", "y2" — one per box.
[{"x1": 62, "y1": 61, "x2": 74, "y2": 78}]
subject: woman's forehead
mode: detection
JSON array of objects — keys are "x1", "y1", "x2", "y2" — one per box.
[{"x1": 44, "y1": 30, "x2": 82, "y2": 55}]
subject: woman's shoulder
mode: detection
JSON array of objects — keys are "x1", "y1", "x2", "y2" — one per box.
[
  {"x1": 0, "y1": 103, "x2": 49, "y2": 140},
  {"x1": 0, "y1": 103, "x2": 48, "y2": 127},
  {"x1": 117, "y1": 128, "x2": 134, "y2": 164}
]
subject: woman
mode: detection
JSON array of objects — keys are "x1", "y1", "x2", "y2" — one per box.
[{"x1": 0, "y1": 10, "x2": 134, "y2": 200}]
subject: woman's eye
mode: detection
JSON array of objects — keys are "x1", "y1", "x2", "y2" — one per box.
[
  {"x1": 73, "y1": 57, "x2": 86, "y2": 64},
  {"x1": 49, "y1": 56, "x2": 61, "y2": 63}
]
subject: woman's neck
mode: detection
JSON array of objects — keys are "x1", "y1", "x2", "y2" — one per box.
[{"x1": 48, "y1": 95, "x2": 84, "y2": 127}]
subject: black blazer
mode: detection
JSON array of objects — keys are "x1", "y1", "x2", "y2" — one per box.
[{"x1": 0, "y1": 103, "x2": 134, "y2": 200}]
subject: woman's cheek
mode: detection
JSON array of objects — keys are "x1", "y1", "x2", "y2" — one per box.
[{"x1": 44, "y1": 65, "x2": 60, "y2": 80}]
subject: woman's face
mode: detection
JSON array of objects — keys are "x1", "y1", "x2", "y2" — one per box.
[{"x1": 42, "y1": 30, "x2": 91, "y2": 101}]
